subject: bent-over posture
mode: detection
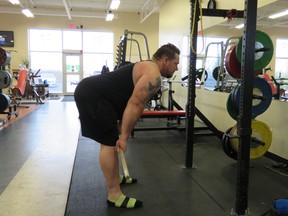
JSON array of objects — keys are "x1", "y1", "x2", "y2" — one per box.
[{"x1": 74, "y1": 43, "x2": 180, "y2": 208}]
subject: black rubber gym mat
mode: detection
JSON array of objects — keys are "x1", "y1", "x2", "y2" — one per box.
[
  {"x1": 65, "y1": 119, "x2": 288, "y2": 216},
  {"x1": 65, "y1": 132, "x2": 230, "y2": 216}
]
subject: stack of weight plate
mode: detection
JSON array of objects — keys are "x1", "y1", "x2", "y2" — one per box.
[
  {"x1": 222, "y1": 30, "x2": 274, "y2": 160},
  {"x1": 0, "y1": 47, "x2": 13, "y2": 113}
]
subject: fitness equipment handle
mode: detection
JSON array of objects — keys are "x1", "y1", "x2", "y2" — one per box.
[{"x1": 119, "y1": 149, "x2": 130, "y2": 178}]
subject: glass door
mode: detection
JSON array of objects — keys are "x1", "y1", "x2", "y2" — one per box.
[{"x1": 63, "y1": 51, "x2": 83, "y2": 95}]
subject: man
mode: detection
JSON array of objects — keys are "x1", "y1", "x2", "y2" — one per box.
[{"x1": 74, "y1": 43, "x2": 180, "y2": 209}]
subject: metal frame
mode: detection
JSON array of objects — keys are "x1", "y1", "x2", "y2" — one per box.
[
  {"x1": 235, "y1": 1, "x2": 258, "y2": 215},
  {"x1": 188, "y1": 1, "x2": 258, "y2": 214},
  {"x1": 124, "y1": 29, "x2": 151, "y2": 59},
  {"x1": 116, "y1": 29, "x2": 151, "y2": 68}
]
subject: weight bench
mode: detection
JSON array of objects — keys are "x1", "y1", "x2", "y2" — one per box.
[
  {"x1": 131, "y1": 110, "x2": 186, "y2": 137},
  {"x1": 131, "y1": 110, "x2": 217, "y2": 137},
  {"x1": 141, "y1": 110, "x2": 186, "y2": 125},
  {"x1": 141, "y1": 110, "x2": 186, "y2": 118}
]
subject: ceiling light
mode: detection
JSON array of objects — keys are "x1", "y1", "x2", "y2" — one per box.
[
  {"x1": 22, "y1": 8, "x2": 34, "y2": 18},
  {"x1": 235, "y1": 23, "x2": 244, "y2": 29},
  {"x1": 106, "y1": 12, "x2": 114, "y2": 21},
  {"x1": 9, "y1": 0, "x2": 20, "y2": 4},
  {"x1": 110, "y1": 0, "x2": 120, "y2": 10},
  {"x1": 268, "y1": 9, "x2": 288, "y2": 19}
]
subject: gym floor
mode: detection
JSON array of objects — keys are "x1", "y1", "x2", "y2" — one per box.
[{"x1": 0, "y1": 98, "x2": 287, "y2": 216}]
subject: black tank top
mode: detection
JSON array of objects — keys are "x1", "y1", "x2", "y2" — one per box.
[{"x1": 76, "y1": 63, "x2": 135, "y2": 119}]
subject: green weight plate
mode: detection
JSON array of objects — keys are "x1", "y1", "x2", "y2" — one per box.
[
  {"x1": 231, "y1": 85, "x2": 240, "y2": 109},
  {"x1": 226, "y1": 92, "x2": 238, "y2": 121},
  {"x1": 236, "y1": 30, "x2": 274, "y2": 71}
]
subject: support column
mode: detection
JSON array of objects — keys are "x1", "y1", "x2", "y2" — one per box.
[
  {"x1": 235, "y1": 0, "x2": 258, "y2": 214},
  {"x1": 185, "y1": 0, "x2": 199, "y2": 168}
]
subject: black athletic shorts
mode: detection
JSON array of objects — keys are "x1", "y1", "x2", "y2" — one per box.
[{"x1": 74, "y1": 89, "x2": 119, "y2": 146}]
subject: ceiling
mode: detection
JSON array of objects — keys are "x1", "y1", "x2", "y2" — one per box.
[
  {"x1": 217, "y1": 0, "x2": 288, "y2": 29},
  {"x1": 0, "y1": 0, "x2": 165, "y2": 22},
  {"x1": 0, "y1": 0, "x2": 287, "y2": 27}
]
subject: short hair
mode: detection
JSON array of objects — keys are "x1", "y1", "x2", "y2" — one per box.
[{"x1": 153, "y1": 43, "x2": 180, "y2": 60}]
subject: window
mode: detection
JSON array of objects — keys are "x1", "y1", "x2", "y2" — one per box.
[
  {"x1": 29, "y1": 29, "x2": 62, "y2": 52},
  {"x1": 83, "y1": 31, "x2": 114, "y2": 53},
  {"x1": 181, "y1": 35, "x2": 227, "y2": 90},
  {"x1": 29, "y1": 29, "x2": 63, "y2": 93},
  {"x1": 181, "y1": 36, "x2": 203, "y2": 79},
  {"x1": 82, "y1": 31, "x2": 114, "y2": 77},
  {"x1": 275, "y1": 39, "x2": 288, "y2": 79},
  {"x1": 63, "y1": 30, "x2": 82, "y2": 50},
  {"x1": 275, "y1": 38, "x2": 288, "y2": 93},
  {"x1": 28, "y1": 28, "x2": 114, "y2": 94}
]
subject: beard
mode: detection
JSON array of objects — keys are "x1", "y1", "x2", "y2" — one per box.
[{"x1": 163, "y1": 72, "x2": 173, "y2": 79}]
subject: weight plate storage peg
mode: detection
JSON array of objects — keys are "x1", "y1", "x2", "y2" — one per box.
[
  {"x1": 236, "y1": 30, "x2": 274, "y2": 71},
  {"x1": 229, "y1": 120, "x2": 272, "y2": 159},
  {"x1": 233, "y1": 77, "x2": 272, "y2": 117}
]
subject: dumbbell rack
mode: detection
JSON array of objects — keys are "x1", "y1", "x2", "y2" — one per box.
[{"x1": 188, "y1": 0, "x2": 258, "y2": 215}]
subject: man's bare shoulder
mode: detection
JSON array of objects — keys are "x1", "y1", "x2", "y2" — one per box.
[{"x1": 133, "y1": 61, "x2": 160, "y2": 79}]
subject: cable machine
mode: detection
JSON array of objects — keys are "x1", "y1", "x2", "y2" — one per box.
[
  {"x1": 115, "y1": 29, "x2": 150, "y2": 68},
  {"x1": 187, "y1": 0, "x2": 258, "y2": 215}
]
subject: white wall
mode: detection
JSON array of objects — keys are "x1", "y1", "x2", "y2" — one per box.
[{"x1": 195, "y1": 88, "x2": 288, "y2": 160}]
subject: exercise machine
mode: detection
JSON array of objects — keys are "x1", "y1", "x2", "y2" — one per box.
[
  {"x1": 0, "y1": 47, "x2": 19, "y2": 123},
  {"x1": 115, "y1": 29, "x2": 150, "y2": 69},
  {"x1": 10, "y1": 68, "x2": 46, "y2": 105}
]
